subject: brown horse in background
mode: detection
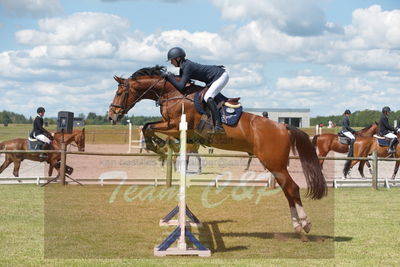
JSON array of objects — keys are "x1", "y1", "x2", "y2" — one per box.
[
  {"x1": 0, "y1": 129, "x2": 85, "y2": 178},
  {"x1": 108, "y1": 66, "x2": 327, "y2": 234},
  {"x1": 311, "y1": 122, "x2": 378, "y2": 167},
  {"x1": 48, "y1": 129, "x2": 86, "y2": 176},
  {"x1": 343, "y1": 134, "x2": 400, "y2": 179}
]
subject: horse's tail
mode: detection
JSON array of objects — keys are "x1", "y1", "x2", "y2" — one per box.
[
  {"x1": 288, "y1": 126, "x2": 327, "y2": 199},
  {"x1": 311, "y1": 134, "x2": 319, "y2": 148}
]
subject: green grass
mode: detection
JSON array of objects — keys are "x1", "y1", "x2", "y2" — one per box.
[
  {"x1": 0, "y1": 124, "x2": 133, "y2": 144},
  {"x1": 0, "y1": 185, "x2": 399, "y2": 266}
]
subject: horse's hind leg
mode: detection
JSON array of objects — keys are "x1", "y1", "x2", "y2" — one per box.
[
  {"x1": 0, "y1": 158, "x2": 12, "y2": 174},
  {"x1": 358, "y1": 160, "x2": 367, "y2": 179},
  {"x1": 272, "y1": 168, "x2": 311, "y2": 234},
  {"x1": 392, "y1": 161, "x2": 400, "y2": 180}
]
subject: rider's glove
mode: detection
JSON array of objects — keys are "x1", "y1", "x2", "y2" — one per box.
[{"x1": 160, "y1": 71, "x2": 172, "y2": 78}]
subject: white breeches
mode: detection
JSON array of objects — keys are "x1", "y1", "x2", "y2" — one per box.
[
  {"x1": 343, "y1": 131, "x2": 355, "y2": 140},
  {"x1": 204, "y1": 71, "x2": 229, "y2": 101},
  {"x1": 384, "y1": 132, "x2": 397, "y2": 139},
  {"x1": 35, "y1": 134, "x2": 51, "y2": 144}
]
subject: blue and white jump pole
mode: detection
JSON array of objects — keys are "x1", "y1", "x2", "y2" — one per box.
[{"x1": 154, "y1": 104, "x2": 211, "y2": 257}]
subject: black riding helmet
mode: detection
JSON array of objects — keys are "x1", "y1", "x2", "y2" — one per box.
[
  {"x1": 344, "y1": 109, "x2": 351, "y2": 115},
  {"x1": 382, "y1": 106, "x2": 391, "y2": 114},
  {"x1": 167, "y1": 47, "x2": 186, "y2": 61},
  {"x1": 37, "y1": 107, "x2": 45, "y2": 114}
]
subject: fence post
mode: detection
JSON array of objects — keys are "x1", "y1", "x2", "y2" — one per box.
[
  {"x1": 166, "y1": 143, "x2": 173, "y2": 187},
  {"x1": 372, "y1": 150, "x2": 378, "y2": 190},
  {"x1": 128, "y1": 122, "x2": 132, "y2": 153},
  {"x1": 60, "y1": 142, "x2": 67, "y2": 185},
  {"x1": 269, "y1": 172, "x2": 276, "y2": 189},
  {"x1": 92, "y1": 129, "x2": 96, "y2": 143}
]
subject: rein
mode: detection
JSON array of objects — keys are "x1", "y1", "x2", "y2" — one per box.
[
  {"x1": 110, "y1": 77, "x2": 164, "y2": 115},
  {"x1": 111, "y1": 77, "x2": 194, "y2": 114}
]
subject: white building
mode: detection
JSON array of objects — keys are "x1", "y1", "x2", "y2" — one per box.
[{"x1": 245, "y1": 108, "x2": 310, "y2": 128}]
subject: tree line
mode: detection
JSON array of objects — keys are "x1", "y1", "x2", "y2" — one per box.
[
  {"x1": 311, "y1": 109, "x2": 400, "y2": 127},
  {"x1": 2, "y1": 109, "x2": 399, "y2": 127},
  {"x1": 0, "y1": 110, "x2": 161, "y2": 126}
]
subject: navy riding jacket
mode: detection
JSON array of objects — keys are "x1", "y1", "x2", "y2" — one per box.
[
  {"x1": 31, "y1": 115, "x2": 48, "y2": 137},
  {"x1": 379, "y1": 114, "x2": 396, "y2": 136},
  {"x1": 165, "y1": 59, "x2": 225, "y2": 93},
  {"x1": 341, "y1": 116, "x2": 355, "y2": 133}
]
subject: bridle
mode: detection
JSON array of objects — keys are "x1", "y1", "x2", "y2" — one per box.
[
  {"x1": 110, "y1": 76, "x2": 195, "y2": 116},
  {"x1": 110, "y1": 77, "x2": 164, "y2": 116}
]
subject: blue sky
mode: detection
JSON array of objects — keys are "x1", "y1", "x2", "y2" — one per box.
[{"x1": 0, "y1": 0, "x2": 399, "y2": 118}]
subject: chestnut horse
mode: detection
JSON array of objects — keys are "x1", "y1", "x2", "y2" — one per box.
[
  {"x1": 343, "y1": 134, "x2": 400, "y2": 179},
  {"x1": 48, "y1": 128, "x2": 86, "y2": 176},
  {"x1": 311, "y1": 122, "x2": 378, "y2": 167},
  {"x1": 0, "y1": 129, "x2": 85, "y2": 178},
  {"x1": 108, "y1": 66, "x2": 327, "y2": 234}
]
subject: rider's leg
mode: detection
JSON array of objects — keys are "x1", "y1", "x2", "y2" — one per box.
[
  {"x1": 343, "y1": 131, "x2": 356, "y2": 157},
  {"x1": 385, "y1": 133, "x2": 397, "y2": 154},
  {"x1": 206, "y1": 97, "x2": 224, "y2": 133},
  {"x1": 35, "y1": 134, "x2": 50, "y2": 160},
  {"x1": 204, "y1": 72, "x2": 229, "y2": 133},
  {"x1": 388, "y1": 137, "x2": 398, "y2": 154}
]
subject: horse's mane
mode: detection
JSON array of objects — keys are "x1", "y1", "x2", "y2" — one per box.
[
  {"x1": 130, "y1": 65, "x2": 166, "y2": 79},
  {"x1": 360, "y1": 121, "x2": 378, "y2": 131}
]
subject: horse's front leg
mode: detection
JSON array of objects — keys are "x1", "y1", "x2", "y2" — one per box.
[{"x1": 142, "y1": 121, "x2": 179, "y2": 155}]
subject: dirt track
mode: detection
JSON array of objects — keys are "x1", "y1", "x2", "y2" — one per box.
[{"x1": 0, "y1": 144, "x2": 397, "y2": 186}]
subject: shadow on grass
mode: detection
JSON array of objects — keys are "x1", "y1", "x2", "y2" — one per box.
[{"x1": 198, "y1": 220, "x2": 350, "y2": 254}]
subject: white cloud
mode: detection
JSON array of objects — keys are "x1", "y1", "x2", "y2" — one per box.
[
  {"x1": 277, "y1": 75, "x2": 332, "y2": 90},
  {"x1": 1, "y1": 3, "x2": 400, "y2": 117},
  {"x1": 345, "y1": 5, "x2": 400, "y2": 50},
  {"x1": 212, "y1": 0, "x2": 341, "y2": 36},
  {"x1": 0, "y1": 0, "x2": 62, "y2": 17}
]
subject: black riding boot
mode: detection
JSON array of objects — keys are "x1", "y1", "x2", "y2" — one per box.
[
  {"x1": 347, "y1": 139, "x2": 355, "y2": 157},
  {"x1": 206, "y1": 97, "x2": 224, "y2": 134},
  {"x1": 38, "y1": 142, "x2": 48, "y2": 161},
  {"x1": 388, "y1": 138, "x2": 398, "y2": 154}
]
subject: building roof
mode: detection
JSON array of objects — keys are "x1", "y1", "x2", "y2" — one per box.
[{"x1": 244, "y1": 108, "x2": 310, "y2": 113}]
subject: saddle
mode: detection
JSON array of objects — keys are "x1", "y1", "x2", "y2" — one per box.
[
  {"x1": 194, "y1": 87, "x2": 243, "y2": 129},
  {"x1": 337, "y1": 131, "x2": 351, "y2": 145},
  {"x1": 28, "y1": 136, "x2": 44, "y2": 151},
  {"x1": 373, "y1": 134, "x2": 391, "y2": 147}
]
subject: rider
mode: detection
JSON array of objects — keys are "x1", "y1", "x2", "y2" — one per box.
[
  {"x1": 262, "y1": 111, "x2": 269, "y2": 119},
  {"x1": 161, "y1": 47, "x2": 229, "y2": 134},
  {"x1": 379, "y1": 106, "x2": 399, "y2": 154},
  {"x1": 341, "y1": 109, "x2": 356, "y2": 156},
  {"x1": 31, "y1": 107, "x2": 53, "y2": 159}
]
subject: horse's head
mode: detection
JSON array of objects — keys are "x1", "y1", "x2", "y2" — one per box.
[
  {"x1": 108, "y1": 76, "x2": 129, "y2": 123},
  {"x1": 108, "y1": 65, "x2": 167, "y2": 124},
  {"x1": 74, "y1": 128, "x2": 85, "y2": 152},
  {"x1": 356, "y1": 121, "x2": 379, "y2": 137}
]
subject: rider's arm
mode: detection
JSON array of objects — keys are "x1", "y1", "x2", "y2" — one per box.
[
  {"x1": 383, "y1": 117, "x2": 396, "y2": 132},
  {"x1": 166, "y1": 64, "x2": 192, "y2": 93},
  {"x1": 343, "y1": 117, "x2": 356, "y2": 133}
]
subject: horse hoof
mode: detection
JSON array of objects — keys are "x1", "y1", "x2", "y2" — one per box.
[
  {"x1": 294, "y1": 225, "x2": 302, "y2": 233},
  {"x1": 303, "y1": 222, "x2": 312, "y2": 233}
]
